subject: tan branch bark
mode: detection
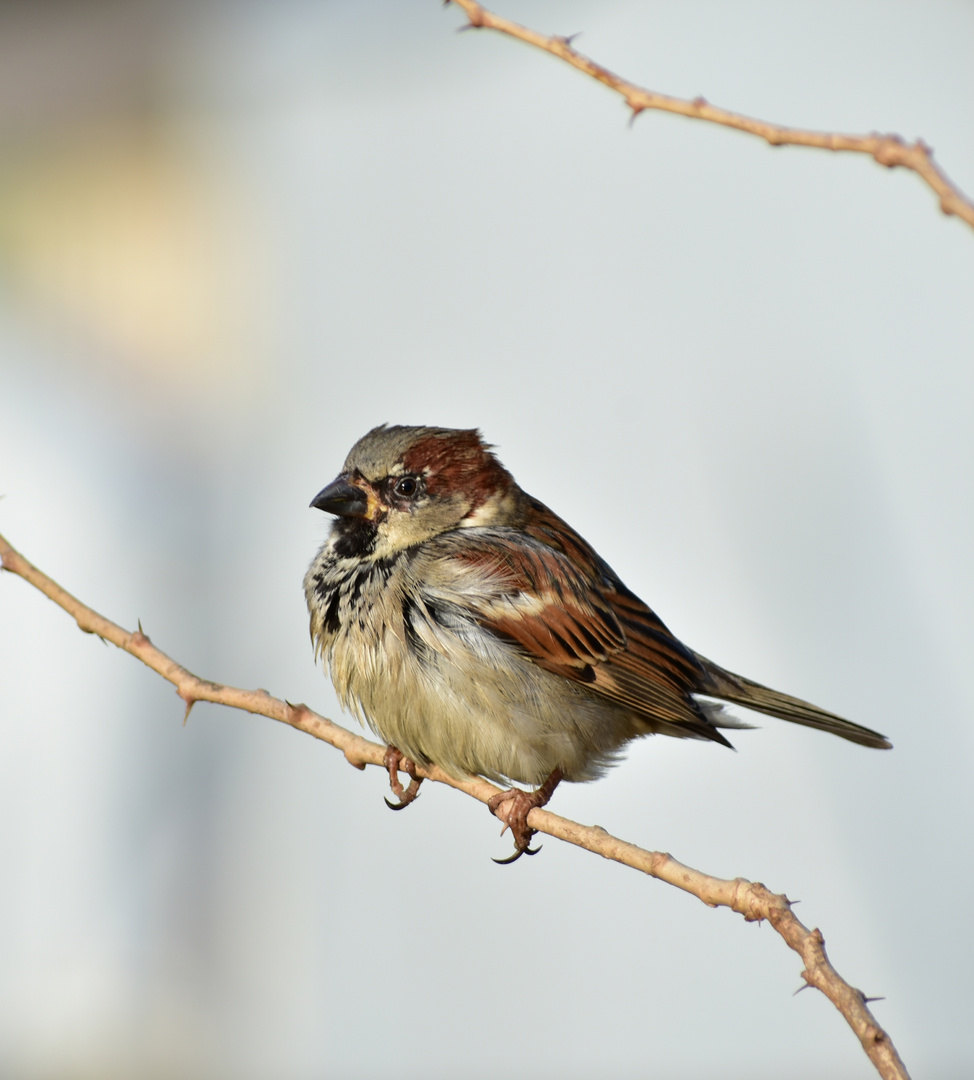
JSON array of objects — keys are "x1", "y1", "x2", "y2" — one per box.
[
  {"x1": 448, "y1": 0, "x2": 974, "y2": 233},
  {"x1": 0, "y1": 530, "x2": 910, "y2": 1080}
]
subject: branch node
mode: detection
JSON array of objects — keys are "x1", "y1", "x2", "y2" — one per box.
[
  {"x1": 731, "y1": 877, "x2": 768, "y2": 922},
  {"x1": 344, "y1": 747, "x2": 368, "y2": 771},
  {"x1": 872, "y1": 134, "x2": 906, "y2": 169}
]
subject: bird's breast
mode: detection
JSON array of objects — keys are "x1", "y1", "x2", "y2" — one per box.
[{"x1": 303, "y1": 542, "x2": 640, "y2": 785}]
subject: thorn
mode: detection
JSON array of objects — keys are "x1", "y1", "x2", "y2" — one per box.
[
  {"x1": 179, "y1": 690, "x2": 196, "y2": 725},
  {"x1": 557, "y1": 33, "x2": 581, "y2": 47},
  {"x1": 457, "y1": 7, "x2": 485, "y2": 31},
  {"x1": 863, "y1": 995, "x2": 886, "y2": 1005},
  {"x1": 793, "y1": 983, "x2": 813, "y2": 996},
  {"x1": 138, "y1": 618, "x2": 144, "y2": 634},
  {"x1": 628, "y1": 105, "x2": 645, "y2": 128},
  {"x1": 287, "y1": 700, "x2": 312, "y2": 722}
]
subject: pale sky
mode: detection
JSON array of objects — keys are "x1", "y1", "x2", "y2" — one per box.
[{"x1": 1, "y1": 2, "x2": 972, "y2": 1077}]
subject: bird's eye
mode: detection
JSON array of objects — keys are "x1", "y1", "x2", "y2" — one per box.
[{"x1": 394, "y1": 476, "x2": 418, "y2": 498}]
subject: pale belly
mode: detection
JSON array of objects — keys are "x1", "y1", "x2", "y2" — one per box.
[{"x1": 323, "y1": 609, "x2": 637, "y2": 787}]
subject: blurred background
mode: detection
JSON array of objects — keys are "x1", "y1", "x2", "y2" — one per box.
[{"x1": 1, "y1": 1, "x2": 971, "y2": 1077}]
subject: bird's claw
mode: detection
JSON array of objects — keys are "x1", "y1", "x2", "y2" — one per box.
[
  {"x1": 486, "y1": 769, "x2": 563, "y2": 864},
  {"x1": 491, "y1": 841, "x2": 542, "y2": 865},
  {"x1": 384, "y1": 775, "x2": 422, "y2": 811},
  {"x1": 383, "y1": 746, "x2": 423, "y2": 810},
  {"x1": 486, "y1": 787, "x2": 543, "y2": 864}
]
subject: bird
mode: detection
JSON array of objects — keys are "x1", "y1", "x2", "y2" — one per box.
[{"x1": 304, "y1": 424, "x2": 890, "y2": 861}]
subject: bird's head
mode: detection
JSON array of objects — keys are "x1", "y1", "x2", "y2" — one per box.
[{"x1": 310, "y1": 425, "x2": 520, "y2": 558}]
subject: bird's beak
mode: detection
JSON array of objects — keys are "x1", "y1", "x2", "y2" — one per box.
[{"x1": 309, "y1": 476, "x2": 370, "y2": 518}]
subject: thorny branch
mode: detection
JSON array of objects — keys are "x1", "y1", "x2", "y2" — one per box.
[
  {"x1": 447, "y1": 0, "x2": 974, "y2": 233},
  {"x1": 1, "y1": 530, "x2": 910, "y2": 1080}
]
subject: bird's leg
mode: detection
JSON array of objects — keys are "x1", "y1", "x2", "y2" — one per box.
[
  {"x1": 383, "y1": 745, "x2": 423, "y2": 810},
  {"x1": 488, "y1": 768, "x2": 564, "y2": 864}
]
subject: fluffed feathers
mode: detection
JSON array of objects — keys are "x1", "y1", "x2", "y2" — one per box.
[{"x1": 305, "y1": 424, "x2": 890, "y2": 794}]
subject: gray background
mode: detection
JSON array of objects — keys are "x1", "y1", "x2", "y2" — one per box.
[{"x1": 1, "y1": 1, "x2": 971, "y2": 1077}]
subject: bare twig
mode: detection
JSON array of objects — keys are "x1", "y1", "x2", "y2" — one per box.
[
  {"x1": 0, "y1": 531, "x2": 910, "y2": 1079},
  {"x1": 448, "y1": 0, "x2": 974, "y2": 233}
]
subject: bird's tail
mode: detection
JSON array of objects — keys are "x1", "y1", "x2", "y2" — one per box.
[{"x1": 694, "y1": 655, "x2": 892, "y2": 749}]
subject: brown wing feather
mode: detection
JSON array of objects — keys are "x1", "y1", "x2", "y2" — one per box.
[
  {"x1": 433, "y1": 502, "x2": 728, "y2": 743},
  {"x1": 521, "y1": 498, "x2": 708, "y2": 685},
  {"x1": 440, "y1": 534, "x2": 626, "y2": 676},
  {"x1": 428, "y1": 497, "x2": 888, "y2": 751},
  {"x1": 523, "y1": 497, "x2": 889, "y2": 749}
]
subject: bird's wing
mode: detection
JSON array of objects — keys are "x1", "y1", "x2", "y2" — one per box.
[
  {"x1": 524, "y1": 497, "x2": 889, "y2": 749},
  {"x1": 421, "y1": 499, "x2": 890, "y2": 751},
  {"x1": 422, "y1": 514, "x2": 729, "y2": 743}
]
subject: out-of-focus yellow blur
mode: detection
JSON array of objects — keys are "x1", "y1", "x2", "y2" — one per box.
[
  {"x1": 1, "y1": 3, "x2": 972, "y2": 1079},
  {"x1": 0, "y1": 1, "x2": 267, "y2": 405}
]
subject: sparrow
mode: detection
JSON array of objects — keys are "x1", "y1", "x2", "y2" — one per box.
[{"x1": 305, "y1": 425, "x2": 890, "y2": 861}]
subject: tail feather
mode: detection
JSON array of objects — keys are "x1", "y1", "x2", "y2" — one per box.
[{"x1": 694, "y1": 656, "x2": 892, "y2": 750}]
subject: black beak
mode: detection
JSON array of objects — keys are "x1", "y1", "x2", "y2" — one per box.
[{"x1": 310, "y1": 477, "x2": 369, "y2": 518}]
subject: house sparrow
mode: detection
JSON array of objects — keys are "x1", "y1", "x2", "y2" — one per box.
[{"x1": 305, "y1": 425, "x2": 890, "y2": 861}]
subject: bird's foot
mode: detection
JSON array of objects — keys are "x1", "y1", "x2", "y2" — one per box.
[
  {"x1": 383, "y1": 745, "x2": 423, "y2": 810},
  {"x1": 487, "y1": 768, "x2": 563, "y2": 864}
]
